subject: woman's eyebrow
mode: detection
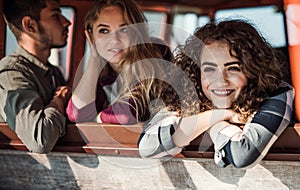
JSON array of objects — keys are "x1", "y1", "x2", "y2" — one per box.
[
  {"x1": 96, "y1": 23, "x2": 127, "y2": 28},
  {"x1": 96, "y1": 24, "x2": 109, "y2": 28},
  {"x1": 224, "y1": 61, "x2": 240, "y2": 66},
  {"x1": 201, "y1": 62, "x2": 217, "y2": 67}
]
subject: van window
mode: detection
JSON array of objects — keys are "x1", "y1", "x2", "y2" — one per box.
[
  {"x1": 144, "y1": 11, "x2": 167, "y2": 38},
  {"x1": 215, "y1": 5, "x2": 286, "y2": 48},
  {"x1": 171, "y1": 14, "x2": 210, "y2": 47},
  {"x1": 5, "y1": 7, "x2": 75, "y2": 81}
]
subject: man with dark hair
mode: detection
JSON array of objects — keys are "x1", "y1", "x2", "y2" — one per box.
[{"x1": 0, "y1": 0, "x2": 72, "y2": 153}]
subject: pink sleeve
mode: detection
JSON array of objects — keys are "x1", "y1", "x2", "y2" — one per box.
[
  {"x1": 66, "y1": 98, "x2": 78, "y2": 122},
  {"x1": 66, "y1": 98, "x2": 97, "y2": 122},
  {"x1": 99, "y1": 99, "x2": 139, "y2": 125}
]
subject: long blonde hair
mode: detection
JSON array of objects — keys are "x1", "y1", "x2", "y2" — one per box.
[{"x1": 85, "y1": 0, "x2": 174, "y2": 122}]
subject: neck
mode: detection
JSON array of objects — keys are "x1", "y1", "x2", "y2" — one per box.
[{"x1": 18, "y1": 34, "x2": 50, "y2": 64}]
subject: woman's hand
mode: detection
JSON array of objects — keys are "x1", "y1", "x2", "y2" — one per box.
[
  {"x1": 172, "y1": 109, "x2": 245, "y2": 148},
  {"x1": 85, "y1": 30, "x2": 99, "y2": 59},
  {"x1": 224, "y1": 109, "x2": 246, "y2": 125}
]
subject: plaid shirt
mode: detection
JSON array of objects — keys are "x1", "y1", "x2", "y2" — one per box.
[{"x1": 138, "y1": 82, "x2": 294, "y2": 168}]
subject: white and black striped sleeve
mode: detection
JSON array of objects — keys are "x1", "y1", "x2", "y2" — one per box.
[
  {"x1": 209, "y1": 82, "x2": 294, "y2": 168},
  {"x1": 138, "y1": 108, "x2": 182, "y2": 158}
]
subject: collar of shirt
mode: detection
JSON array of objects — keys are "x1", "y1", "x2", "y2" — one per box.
[{"x1": 15, "y1": 45, "x2": 51, "y2": 76}]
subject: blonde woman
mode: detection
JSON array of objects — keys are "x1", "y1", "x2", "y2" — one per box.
[{"x1": 67, "y1": 0, "x2": 175, "y2": 124}]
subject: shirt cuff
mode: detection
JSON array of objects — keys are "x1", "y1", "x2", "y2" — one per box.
[
  {"x1": 209, "y1": 124, "x2": 242, "y2": 151},
  {"x1": 159, "y1": 124, "x2": 183, "y2": 156},
  {"x1": 96, "y1": 112, "x2": 103, "y2": 123}
]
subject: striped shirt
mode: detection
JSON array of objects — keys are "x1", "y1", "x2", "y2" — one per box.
[{"x1": 138, "y1": 82, "x2": 294, "y2": 168}]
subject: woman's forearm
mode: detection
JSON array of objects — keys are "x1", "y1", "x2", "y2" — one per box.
[
  {"x1": 139, "y1": 109, "x2": 240, "y2": 158},
  {"x1": 72, "y1": 58, "x2": 103, "y2": 109},
  {"x1": 173, "y1": 109, "x2": 236, "y2": 147}
]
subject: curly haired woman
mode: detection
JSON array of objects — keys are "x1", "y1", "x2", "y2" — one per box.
[{"x1": 138, "y1": 19, "x2": 294, "y2": 168}]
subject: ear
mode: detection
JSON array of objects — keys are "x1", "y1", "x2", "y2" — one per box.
[
  {"x1": 21, "y1": 16, "x2": 38, "y2": 33},
  {"x1": 85, "y1": 29, "x2": 95, "y2": 45}
]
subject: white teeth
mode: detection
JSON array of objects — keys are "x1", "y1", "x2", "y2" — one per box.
[
  {"x1": 213, "y1": 90, "x2": 232, "y2": 95},
  {"x1": 110, "y1": 48, "x2": 121, "y2": 53}
]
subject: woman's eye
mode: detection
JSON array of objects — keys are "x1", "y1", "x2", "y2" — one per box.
[
  {"x1": 202, "y1": 67, "x2": 215, "y2": 72},
  {"x1": 99, "y1": 29, "x2": 109, "y2": 34},
  {"x1": 119, "y1": 27, "x2": 128, "y2": 33},
  {"x1": 228, "y1": 66, "x2": 241, "y2": 72}
]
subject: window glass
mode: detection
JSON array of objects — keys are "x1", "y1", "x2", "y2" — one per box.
[
  {"x1": 144, "y1": 11, "x2": 167, "y2": 38},
  {"x1": 198, "y1": 16, "x2": 210, "y2": 28},
  {"x1": 5, "y1": 26, "x2": 17, "y2": 56},
  {"x1": 5, "y1": 7, "x2": 74, "y2": 80},
  {"x1": 170, "y1": 14, "x2": 210, "y2": 48},
  {"x1": 172, "y1": 13, "x2": 197, "y2": 46},
  {"x1": 215, "y1": 6, "x2": 286, "y2": 47}
]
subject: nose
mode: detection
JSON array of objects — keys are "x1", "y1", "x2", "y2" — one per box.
[
  {"x1": 215, "y1": 70, "x2": 229, "y2": 86},
  {"x1": 109, "y1": 30, "x2": 121, "y2": 44},
  {"x1": 62, "y1": 15, "x2": 71, "y2": 28}
]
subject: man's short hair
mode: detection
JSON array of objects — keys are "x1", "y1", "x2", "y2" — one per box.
[{"x1": 3, "y1": 0, "x2": 59, "y2": 39}]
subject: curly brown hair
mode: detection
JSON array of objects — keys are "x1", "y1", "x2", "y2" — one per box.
[{"x1": 171, "y1": 19, "x2": 284, "y2": 119}]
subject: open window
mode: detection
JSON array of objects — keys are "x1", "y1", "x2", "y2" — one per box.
[{"x1": 4, "y1": 7, "x2": 75, "y2": 82}]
